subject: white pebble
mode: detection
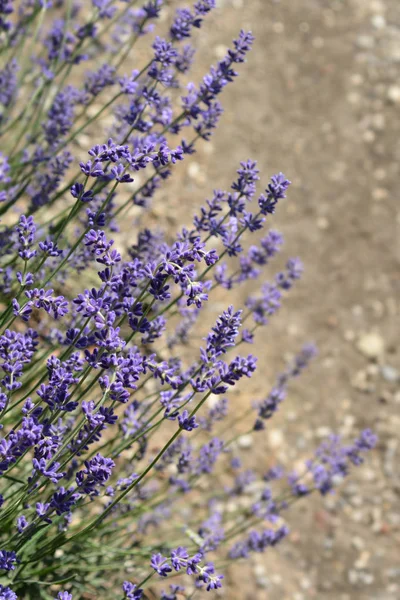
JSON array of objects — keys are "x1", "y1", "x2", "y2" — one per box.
[
  {"x1": 356, "y1": 332, "x2": 384, "y2": 360},
  {"x1": 387, "y1": 86, "x2": 400, "y2": 105},
  {"x1": 381, "y1": 365, "x2": 399, "y2": 383},
  {"x1": 372, "y1": 188, "x2": 389, "y2": 201},
  {"x1": 371, "y1": 14, "x2": 386, "y2": 29},
  {"x1": 188, "y1": 162, "x2": 200, "y2": 179},
  {"x1": 268, "y1": 429, "x2": 284, "y2": 449},
  {"x1": 317, "y1": 216, "x2": 329, "y2": 230},
  {"x1": 238, "y1": 434, "x2": 253, "y2": 449},
  {"x1": 316, "y1": 426, "x2": 331, "y2": 439},
  {"x1": 356, "y1": 35, "x2": 375, "y2": 50},
  {"x1": 214, "y1": 44, "x2": 227, "y2": 59}
]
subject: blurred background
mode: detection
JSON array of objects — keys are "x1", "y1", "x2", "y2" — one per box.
[{"x1": 163, "y1": 0, "x2": 400, "y2": 598}]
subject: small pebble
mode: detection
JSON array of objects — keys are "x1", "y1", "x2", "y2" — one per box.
[
  {"x1": 371, "y1": 14, "x2": 386, "y2": 29},
  {"x1": 238, "y1": 434, "x2": 253, "y2": 449},
  {"x1": 344, "y1": 330, "x2": 356, "y2": 342},
  {"x1": 355, "y1": 551, "x2": 370, "y2": 570},
  {"x1": 356, "y1": 332, "x2": 384, "y2": 360},
  {"x1": 317, "y1": 216, "x2": 330, "y2": 230},
  {"x1": 387, "y1": 86, "x2": 400, "y2": 104},
  {"x1": 316, "y1": 426, "x2": 331, "y2": 438},
  {"x1": 348, "y1": 569, "x2": 358, "y2": 585},
  {"x1": 371, "y1": 113, "x2": 385, "y2": 130},
  {"x1": 351, "y1": 73, "x2": 364, "y2": 86},
  {"x1": 214, "y1": 44, "x2": 227, "y2": 59},
  {"x1": 366, "y1": 363, "x2": 379, "y2": 377},
  {"x1": 300, "y1": 577, "x2": 312, "y2": 590},
  {"x1": 256, "y1": 576, "x2": 269, "y2": 589},
  {"x1": 351, "y1": 370, "x2": 374, "y2": 393},
  {"x1": 269, "y1": 429, "x2": 284, "y2": 448},
  {"x1": 187, "y1": 162, "x2": 205, "y2": 184},
  {"x1": 387, "y1": 568, "x2": 400, "y2": 580},
  {"x1": 387, "y1": 584, "x2": 400, "y2": 594},
  {"x1": 361, "y1": 572, "x2": 375, "y2": 585},
  {"x1": 361, "y1": 468, "x2": 376, "y2": 482},
  {"x1": 363, "y1": 130, "x2": 376, "y2": 143},
  {"x1": 356, "y1": 35, "x2": 375, "y2": 50},
  {"x1": 381, "y1": 365, "x2": 399, "y2": 383},
  {"x1": 372, "y1": 187, "x2": 389, "y2": 201}
]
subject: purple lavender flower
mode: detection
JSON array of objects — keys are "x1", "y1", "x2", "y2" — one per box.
[
  {"x1": 258, "y1": 172, "x2": 291, "y2": 215},
  {"x1": 36, "y1": 502, "x2": 51, "y2": 520},
  {"x1": 15, "y1": 215, "x2": 37, "y2": 261},
  {"x1": 205, "y1": 306, "x2": 242, "y2": 358},
  {"x1": 195, "y1": 0, "x2": 216, "y2": 15},
  {"x1": 85, "y1": 64, "x2": 115, "y2": 97},
  {"x1": 25, "y1": 288, "x2": 69, "y2": 319},
  {"x1": 142, "y1": 0, "x2": 163, "y2": 19},
  {"x1": 55, "y1": 593, "x2": 73, "y2": 600},
  {"x1": 0, "y1": 3, "x2": 13, "y2": 35},
  {"x1": 229, "y1": 526, "x2": 289, "y2": 559},
  {"x1": 170, "y1": 546, "x2": 189, "y2": 571},
  {"x1": 15, "y1": 511, "x2": 28, "y2": 534},
  {"x1": 93, "y1": 0, "x2": 117, "y2": 19},
  {"x1": 122, "y1": 581, "x2": 143, "y2": 599},
  {"x1": 70, "y1": 182, "x2": 94, "y2": 202},
  {"x1": 0, "y1": 585, "x2": 18, "y2": 600},
  {"x1": 194, "y1": 438, "x2": 224, "y2": 474},
  {"x1": 198, "y1": 511, "x2": 225, "y2": 551},
  {"x1": 0, "y1": 550, "x2": 18, "y2": 572},
  {"x1": 308, "y1": 430, "x2": 378, "y2": 495},
  {"x1": 150, "y1": 553, "x2": 172, "y2": 577},
  {"x1": 75, "y1": 453, "x2": 115, "y2": 496},
  {"x1": 39, "y1": 239, "x2": 63, "y2": 257},
  {"x1": 263, "y1": 466, "x2": 285, "y2": 482},
  {"x1": 28, "y1": 151, "x2": 73, "y2": 209},
  {"x1": 0, "y1": 152, "x2": 10, "y2": 184},
  {"x1": 176, "y1": 44, "x2": 196, "y2": 73},
  {"x1": 0, "y1": 59, "x2": 18, "y2": 112},
  {"x1": 276, "y1": 257, "x2": 304, "y2": 289},
  {"x1": 0, "y1": 328, "x2": 38, "y2": 392},
  {"x1": 170, "y1": 8, "x2": 201, "y2": 41},
  {"x1": 197, "y1": 562, "x2": 224, "y2": 591},
  {"x1": 32, "y1": 457, "x2": 64, "y2": 484},
  {"x1": 178, "y1": 410, "x2": 198, "y2": 431},
  {"x1": 50, "y1": 487, "x2": 79, "y2": 516},
  {"x1": 160, "y1": 586, "x2": 185, "y2": 600},
  {"x1": 180, "y1": 30, "x2": 254, "y2": 140},
  {"x1": 257, "y1": 386, "x2": 286, "y2": 421},
  {"x1": 43, "y1": 86, "x2": 83, "y2": 147},
  {"x1": 44, "y1": 19, "x2": 76, "y2": 62}
]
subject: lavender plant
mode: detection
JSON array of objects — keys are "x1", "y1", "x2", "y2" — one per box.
[{"x1": 0, "y1": 1, "x2": 377, "y2": 599}]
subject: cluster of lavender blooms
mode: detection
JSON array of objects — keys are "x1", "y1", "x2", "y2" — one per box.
[{"x1": 0, "y1": 1, "x2": 376, "y2": 599}]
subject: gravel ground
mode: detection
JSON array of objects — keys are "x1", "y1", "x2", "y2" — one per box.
[{"x1": 160, "y1": 0, "x2": 400, "y2": 598}]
